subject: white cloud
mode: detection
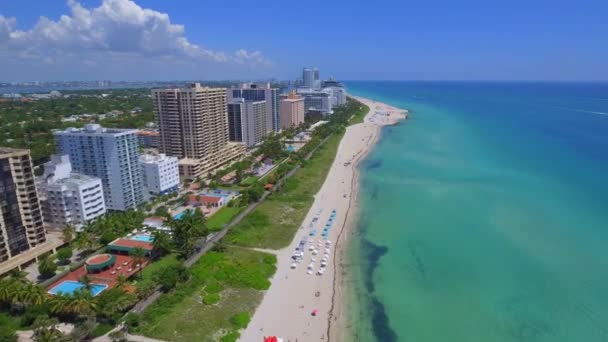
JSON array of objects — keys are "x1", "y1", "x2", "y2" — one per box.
[{"x1": 0, "y1": 0, "x2": 270, "y2": 68}]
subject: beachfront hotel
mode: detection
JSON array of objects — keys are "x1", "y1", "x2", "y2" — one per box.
[
  {"x1": 39, "y1": 154, "x2": 106, "y2": 230},
  {"x1": 280, "y1": 91, "x2": 305, "y2": 129},
  {"x1": 0, "y1": 148, "x2": 52, "y2": 276},
  {"x1": 227, "y1": 98, "x2": 268, "y2": 148},
  {"x1": 228, "y1": 83, "x2": 280, "y2": 132},
  {"x1": 152, "y1": 83, "x2": 245, "y2": 179},
  {"x1": 139, "y1": 153, "x2": 180, "y2": 198},
  {"x1": 53, "y1": 124, "x2": 144, "y2": 211}
]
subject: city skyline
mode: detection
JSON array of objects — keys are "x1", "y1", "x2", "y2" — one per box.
[{"x1": 1, "y1": 0, "x2": 607, "y2": 82}]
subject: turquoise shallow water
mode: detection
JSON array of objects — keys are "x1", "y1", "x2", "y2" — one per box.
[{"x1": 344, "y1": 82, "x2": 608, "y2": 342}]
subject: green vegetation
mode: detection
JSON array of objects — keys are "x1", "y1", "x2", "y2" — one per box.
[
  {"x1": 0, "y1": 312, "x2": 19, "y2": 342},
  {"x1": 225, "y1": 97, "x2": 368, "y2": 249},
  {"x1": 230, "y1": 312, "x2": 251, "y2": 329},
  {"x1": 56, "y1": 247, "x2": 73, "y2": 265},
  {"x1": 202, "y1": 293, "x2": 220, "y2": 305},
  {"x1": 239, "y1": 176, "x2": 258, "y2": 186},
  {"x1": 0, "y1": 89, "x2": 154, "y2": 165},
  {"x1": 167, "y1": 209, "x2": 208, "y2": 259},
  {"x1": 226, "y1": 132, "x2": 343, "y2": 249},
  {"x1": 206, "y1": 206, "x2": 242, "y2": 232},
  {"x1": 91, "y1": 322, "x2": 115, "y2": 338},
  {"x1": 37, "y1": 256, "x2": 58, "y2": 279},
  {"x1": 134, "y1": 247, "x2": 276, "y2": 342},
  {"x1": 74, "y1": 210, "x2": 145, "y2": 255},
  {"x1": 347, "y1": 98, "x2": 371, "y2": 125}
]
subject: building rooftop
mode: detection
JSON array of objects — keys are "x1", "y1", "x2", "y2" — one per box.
[
  {"x1": 54, "y1": 124, "x2": 137, "y2": 136},
  {"x1": 46, "y1": 173, "x2": 100, "y2": 188},
  {"x1": 0, "y1": 147, "x2": 29, "y2": 157},
  {"x1": 139, "y1": 153, "x2": 177, "y2": 164}
]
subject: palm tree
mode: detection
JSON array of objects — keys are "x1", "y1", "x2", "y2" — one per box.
[
  {"x1": 48, "y1": 293, "x2": 70, "y2": 316},
  {"x1": 115, "y1": 275, "x2": 128, "y2": 290},
  {"x1": 32, "y1": 316, "x2": 66, "y2": 342},
  {"x1": 18, "y1": 282, "x2": 46, "y2": 306},
  {"x1": 62, "y1": 225, "x2": 75, "y2": 244},
  {"x1": 0, "y1": 277, "x2": 17, "y2": 304},
  {"x1": 151, "y1": 231, "x2": 173, "y2": 257},
  {"x1": 68, "y1": 291, "x2": 98, "y2": 316},
  {"x1": 74, "y1": 231, "x2": 96, "y2": 254},
  {"x1": 130, "y1": 247, "x2": 146, "y2": 267},
  {"x1": 79, "y1": 275, "x2": 93, "y2": 293}
]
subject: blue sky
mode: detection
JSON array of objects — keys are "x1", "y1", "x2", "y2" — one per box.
[{"x1": 1, "y1": 0, "x2": 607, "y2": 81}]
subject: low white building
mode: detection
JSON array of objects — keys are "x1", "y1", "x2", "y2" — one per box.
[
  {"x1": 139, "y1": 153, "x2": 180, "y2": 198},
  {"x1": 40, "y1": 155, "x2": 106, "y2": 230}
]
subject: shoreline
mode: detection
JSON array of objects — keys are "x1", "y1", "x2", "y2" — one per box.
[{"x1": 240, "y1": 96, "x2": 407, "y2": 342}]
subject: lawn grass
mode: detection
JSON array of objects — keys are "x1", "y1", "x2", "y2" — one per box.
[
  {"x1": 0, "y1": 312, "x2": 20, "y2": 341},
  {"x1": 206, "y1": 206, "x2": 243, "y2": 232},
  {"x1": 136, "y1": 247, "x2": 276, "y2": 342},
  {"x1": 138, "y1": 254, "x2": 180, "y2": 281},
  {"x1": 239, "y1": 176, "x2": 258, "y2": 186},
  {"x1": 92, "y1": 322, "x2": 114, "y2": 338},
  {"x1": 348, "y1": 100, "x2": 370, "y2": 125},
  {"x1": 225, "y1": 132, "x2": 344, "y2": 249}
]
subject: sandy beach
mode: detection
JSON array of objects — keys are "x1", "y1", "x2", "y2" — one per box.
[{"x1": 240, "y1": 97, "x2": 407, "y2": 342}]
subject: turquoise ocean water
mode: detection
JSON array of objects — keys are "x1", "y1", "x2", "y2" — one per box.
[{"x1": 344, "y1": 82, "x2": 608, "y2": 342}]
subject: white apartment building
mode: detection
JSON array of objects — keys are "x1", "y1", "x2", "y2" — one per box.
[
  {"x1": 40, "y1": 155, "x2": 106, "y2": 230},
  {"x1": 297, "y1": 87, "x2": 334, "y2": 115},
  {"x1": 139, "y1": 153, "x2": 180, "y2": 198},
  {"x1": 53, "y1": 124, "x2": 144, "y2": 211}
]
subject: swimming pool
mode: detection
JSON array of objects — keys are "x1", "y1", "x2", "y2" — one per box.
[
  {"x1": 48, "y1": 280, "x2": 107, "y2": 296},
  {"x1": 287, "y1": 145, "x2": 295, "y2": 152},
  {"x1": 130, "y1": 234, "x2": 153, "y2": 243}
]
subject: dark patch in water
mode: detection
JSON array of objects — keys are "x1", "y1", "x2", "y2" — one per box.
[
  {"x1": 408, "y1": 242, "x2": 426, "y2": 278},
  {"x1": 370, "y1": 186, "x2": 379, "y2": 201},
  {"x1": 361, "y1": 239, "x2": 398, "y2": 342},
  {"x1": 370, "y1": 297, "x2": 398, "y2": 342},
  {"x1": 362, "y1": 239, "x2": 388, "y2": 293},
  {"x1": 367, "y1": 159, "x2": 382, "y2": 170}
]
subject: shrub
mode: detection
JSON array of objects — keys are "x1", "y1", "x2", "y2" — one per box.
[
  {"x1": 123, "y1": 313, "x2": 140, "y2": 330},
  {"x1": 157, "y1": 263, "x2": 190, "y2": 291},
  {"x1": 37, "y1": 257, "x2": 57, "y2": 279},
  {"x1": 202, "y1": 293, "x2": 220, "y2": 305},
  {"x1": 56, "y1": 247, "x2": 73, "y2": 265},
  {"x1": 220, "y1": 330, "x2": 240, "y2": 342},
  {"x1": 204, "y1": 279, "x2": 223, "y2": 294},
  {"x1": 91, "y1": 323, "x2": 114, "y2": 338},
  {"x1": 229, "y1": 312, "x2": 251, "y2": 329},
  {"x1": 100, "y1": 231, "x2": 118, "y2": 245}
]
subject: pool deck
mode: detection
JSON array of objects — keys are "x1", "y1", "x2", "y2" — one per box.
[{"x1": 47, "y1": 254, "x2": 148, "y2": 294}]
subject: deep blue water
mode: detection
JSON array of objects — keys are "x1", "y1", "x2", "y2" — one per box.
[{"x1": 344, "y1": 81, "x2": 608, "y2": 341}]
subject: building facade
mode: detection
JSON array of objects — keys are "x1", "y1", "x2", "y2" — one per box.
[
  {"x1": 228, "y1": 83, "x2": 280, "y2": 132},
  {"x1": 297, "y1": 88, "x2": 333, "y2": 115},
  {"x1": 54, "y1": 124, "x2": 144, "y2": 211},
  {"x1": 139, "y1": 153, "x2": 180, "y2": 198},
  {"x1": 152, "y1": 83, "x2": 244, "y2": 179},
  {"x1": 0, "y1": 148, "x2": 46, "y2": 263},
  {"x1": 280, "y1": 92, "x2": 305, "y2": 129},
  {"x1": 137, "y1": 129, "x2": 160, "y2": 148},
  {"x1": 228, "y1": 99, "x2": 268, "y2": 148},
  {"x1": 302, "y1": 67, "x2": 320, "y2": 90},
  {"x1": 39, "y1": 155, "x2": 106, "y2": 229}
]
